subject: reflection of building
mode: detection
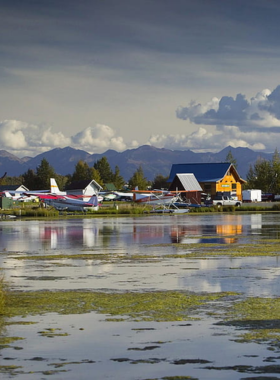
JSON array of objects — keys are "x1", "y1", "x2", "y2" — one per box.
[
  {"x1": 168, "y1": 162, "x2": 246, "y2": 201},
  {"x1": 170, "y1": 223, "x2": 243, "y2": 244}
]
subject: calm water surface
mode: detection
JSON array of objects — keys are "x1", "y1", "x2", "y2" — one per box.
[{"x1": 1, "y1": 213, "x2": 280, "y2": 379}]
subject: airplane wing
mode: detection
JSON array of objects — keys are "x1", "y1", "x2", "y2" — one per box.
[{"x1": 24, "y1": 193, "x2": 65, "y2": 200}]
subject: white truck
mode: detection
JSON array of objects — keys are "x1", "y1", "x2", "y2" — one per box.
[{"x1": 207, "y1": 195, "x2": 242, "y2": 207}]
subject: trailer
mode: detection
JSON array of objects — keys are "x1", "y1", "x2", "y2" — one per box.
[{"x1": 242, "y1": 189, "x2": 262, "y2": 202}]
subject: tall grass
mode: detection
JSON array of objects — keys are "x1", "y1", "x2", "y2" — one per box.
[
  {"x1": 1, "y1": 203, "x2": 279, "y2": 218},
  {"x1": 0, "y1": 274, "x2": 6, "y2": 332}
]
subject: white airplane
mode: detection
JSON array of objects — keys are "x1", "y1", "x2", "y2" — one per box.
[
  {"x1": 133, "y1": 189, "x2": 179, "y2": 205},
  {"x1": 99, "y1": 190, "x2": 133, "y2": 202},
  {"x1": 35, "y1": 193, "x2": 99, "y2": 211},
  {"x1": 50, "y1": 178, "x2": 103, "y2": 203},
  {"x1": 0, "y1": 190, "x2": 38, "y2": 202},
  {"x1": 25, "y1": 178, "x2": 101, "y2": 211},
  {"x1": 50, "y1": 178, "x2": 67, "y2": 195}
]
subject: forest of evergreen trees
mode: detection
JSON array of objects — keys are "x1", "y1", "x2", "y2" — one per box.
[{"x1": 3, "y1": 149, "x2": 280, "y2": 194}]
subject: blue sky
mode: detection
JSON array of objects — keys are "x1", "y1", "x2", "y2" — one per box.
[{"x1": 1, "y1": 0, "x2": 280, "y2": 156}]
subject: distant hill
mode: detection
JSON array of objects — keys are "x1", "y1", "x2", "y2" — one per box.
[{"x1": 0, "y1": 145, "x2": 273, "y2": 181}]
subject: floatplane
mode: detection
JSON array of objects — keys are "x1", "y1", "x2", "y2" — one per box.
[
  {"x1": 133, "y1": 188, "x2": 190, "y2": 214},
  {"x1": 25, "y1": 178, "x2": 100, "y2": 211}
]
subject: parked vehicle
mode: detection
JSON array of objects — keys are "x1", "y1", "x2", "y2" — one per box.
[
  {"x1": 205, "y1": 195, "x2": 242, "y2": 207},
  {"x1": 242, "y1": 189, "x2": 262, "y2": 202},
  {"x1": 261, "y1": 193, "x2": 274, "y2": 202}
]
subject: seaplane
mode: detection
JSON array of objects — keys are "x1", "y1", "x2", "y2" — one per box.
[
  {"x1": 25, "y1": 178, "x2": 100, "y2": 211},
  {"x1": 32, "y1": 193, "x2": 99, "y2": 211},
  {"x1": 100, "y1": 190, "x2": 133, "y2": 202},
  {"x1": 0, "y1": 191, "x2": 38, "y2": 202},
  {"x1": 132, "y1": 188, "x2": 190, "y2": 213}
]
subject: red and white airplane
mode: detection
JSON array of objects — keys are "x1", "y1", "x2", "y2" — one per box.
[
  {"x1": 32, "y1": 192, "x2": 99, "y2": 211},
  {"x1": 25, "y1": 178, "x2": 100, "y2": 211}
]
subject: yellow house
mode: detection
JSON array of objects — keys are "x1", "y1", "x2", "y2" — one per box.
[{"x1": 168, "y1": 162, "x2": 246, "y2": 200}]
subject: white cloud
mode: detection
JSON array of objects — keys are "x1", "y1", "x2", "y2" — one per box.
[
  {"x1": 71, "y1": 124, "x2": 128, "y2": 152},
  {"x1": 0, "y1": 120, "x2": 27, "y2": 149},
  {"x1": 0, "y1": 120, "x2": 72, "y2": 156},
  {"x1": 169, "y1": 85, "x2": 280, "y2": 152},
  {"x1": 0, "y1": 120, "x2": 138, "y2": 157},
  {"x1": 147, "y1": 125, "x2": 270, "y2": 152},
  {"x1": 176, "y1": 86, "x2": 280, "y2": 132},
  {"x1": 2, "y1": 84, "x2": 280, "y2": 159}
]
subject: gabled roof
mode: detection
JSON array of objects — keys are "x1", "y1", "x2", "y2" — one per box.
[
  {"x1": 65, "y1": 179, "x2": 102, "y2": 191},
  {"x1": 0, "y1": 185, "x2": 28, "y2": 191},
  {"x1": 104, "y1": 183, "x2": 117, "y2": 191},
  {"x1": 168, "y1": 162, "x2": 244, "y2": 183},
  {"x1": 169, "y1": 173, "x2": 202, "y2": 191}
]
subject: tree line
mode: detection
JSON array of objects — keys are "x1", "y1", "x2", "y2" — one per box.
[
  {"x1": 227, "y1": 148, "x2": 280, "y2": 194},
  {"x1": 2, "y1": 157, "x2": 169, "y2": 191},
  {"x1": 4, "y1": 149, "x2": 280, "y2": 194},
  {"x1": 245, "y1": 149, "x2": 280, "y2": 194}
]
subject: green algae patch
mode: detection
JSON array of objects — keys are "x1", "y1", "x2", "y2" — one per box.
[
  {"x1": 220, "y1": 297, "x2": 280, "y2": 345},
  {"x1": 49, "y1": 359, "x2": 95, "y2": 368},
  {"x1": 0, "y1": 365, "x2": 23, "y2": 375},
  {"x1": 163, "y1": 241, "x2": 280, "y2": 258},
  {"x1": 10, "y1": 239, "x2": 280, "y2": 263},
  {"x1": 38, "y1": 328, "x2": 70, "y2": 338},
  {"x1": 5, "y1": 321, "x2": 37, "y2": 326},
  {"x1": 4, "y1": 290, "x2": 236, "y2": 322},
  {"x1": 145, "y1": 377, "x2": 199, "y2": 380},
  {"x1": 0, "y1": 336, "x2": 24, "y2": 345},
  {"x1": 12, "y1": 253, "x2": 118, "y2": 261}
]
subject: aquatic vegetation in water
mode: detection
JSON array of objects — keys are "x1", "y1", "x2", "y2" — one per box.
[
  {"x1": 219, "y1": 297, "x2": 280, "y2": 346},
  {"x1": 38, "y1": 328, "x2": 70, "y2": 338},
  {"x1": 48, "y1": 359, "x2": 95, "y2": 368},
  {"x1": 10, "y1": 239, "x2": 280, "y2": 265},
  {"x1": 4, "y1": 290, "x2": 237, "y2": 322},
  {"x1": 152, "y1": 241, "x2": 280, "y2": 258},
  {"x1": 143, "y1": 377, "x2": 198, "y2": 380}
]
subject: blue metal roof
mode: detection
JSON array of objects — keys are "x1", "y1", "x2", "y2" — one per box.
[{"x1": 168, "y1": 162, "x2": 232, "y2": 182}]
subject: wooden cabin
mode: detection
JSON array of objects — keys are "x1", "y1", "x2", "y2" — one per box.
[{"x1": 168, "y1": 162, "x2": 246, "y2": 201}]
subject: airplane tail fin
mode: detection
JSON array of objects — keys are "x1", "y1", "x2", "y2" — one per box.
[
  {"x1": 88, "y1": 195, "x2": 98, "y2": 207},
  {"x1": 133, "y1": 186, "x2": 138, "y2": 202},
  {"x1": 50, "y1": 178, "x2": 60, "y2": 194}
]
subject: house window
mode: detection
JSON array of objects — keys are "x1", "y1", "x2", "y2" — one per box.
[{"x1": 232, "y1": 183, "x2": 236, "y2": 190}]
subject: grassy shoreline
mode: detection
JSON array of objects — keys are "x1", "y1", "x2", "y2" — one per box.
[{"x1": 0, "y1": 201, "x2": 280, "y2": 218}]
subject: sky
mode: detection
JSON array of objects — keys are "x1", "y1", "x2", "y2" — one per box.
[{"x1": 1, "y1": 0, "x2": 280, "y2": 157}]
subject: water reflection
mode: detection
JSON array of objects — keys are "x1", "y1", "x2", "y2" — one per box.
[
  {"x1": 170, "y1": 223, "x2": 242, "y2": 244},
  {"x1": 1, "y1": 213, "x2": 280, "y2": 380},
  {"x1": 0, "y1": 213, "x2": 278, "y2": 253}
]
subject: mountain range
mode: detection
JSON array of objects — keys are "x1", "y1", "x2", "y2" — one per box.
[{"x1": 0, "y1": 145, "x2": 273, "y2": 182}]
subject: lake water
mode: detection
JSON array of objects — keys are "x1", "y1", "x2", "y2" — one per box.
[{"x1": 1, "y1": 213, "x2": 280, "y2": 379}]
